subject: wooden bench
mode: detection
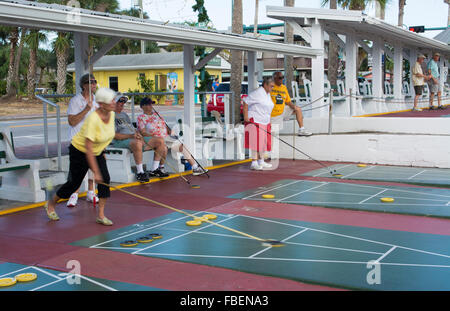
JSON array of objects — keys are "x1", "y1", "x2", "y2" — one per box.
[{"x1": 0, "y1": 127, "x2": 45, "y2": 203}]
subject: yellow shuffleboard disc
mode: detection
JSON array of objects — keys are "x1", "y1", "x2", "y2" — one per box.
[
  {"x1": 203, "y1": 214, "x2": 218, "y2": 220},
  {"x1": 357, "y1": 164, "x2": 367, "y2": 167},
  {"x1": 262, "y1": 194, "x2": 275, "y2": 199},
  {"x1": 0, "y1": 277, "x2": 17, "y2": 287},
  {"x1": 137, "y1": 236, "x2": 154, "y2": 243},
  {"x1": 148, "y1": 233, "x2": 162, "y2": 239},
  {"x1": 15, "y1": 273, "x2": 37, "y2": 282},
  {"x1": 120, "y1": 240, "x2": 139, "y2": 247},
  {"x1": 380, "y1": 197, "x2": 395, "y2": 203},
  {"x1": 186, "y1": 220, "x2": 202, "y2": 226}
]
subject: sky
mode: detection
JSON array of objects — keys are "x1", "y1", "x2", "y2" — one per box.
[{"x1": 118, "y1": 0, "x2": 450, "y2": 39}]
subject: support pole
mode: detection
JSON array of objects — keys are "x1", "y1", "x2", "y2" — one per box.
[
  {"x1": 311, "y1": 21, "x2": 325, "y2": 117},
  {"x1": 183, "y1": 44, "x2": 196, "y2": 158}
]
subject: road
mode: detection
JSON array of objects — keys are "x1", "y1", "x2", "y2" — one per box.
[{"x1": 2, "y1": 107, "x2": 202, "y2": 149}]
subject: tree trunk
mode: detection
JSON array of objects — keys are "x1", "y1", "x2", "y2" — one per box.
[
  {"x1": 27, "y1": 46, "x2": 37, "y2": 99},
  {"x1": 5, "y1": 27, "x2": 19, "y2": 97},
  {"x1": 13, "y1": 28, "x2": 26, "y2": 94},
  {"x1": 231, "y1": 0, "x2": 243, "y2": 125},
  {"x1": 56, "y1": 48, "x2": 68, "y2": 94},
  {"x1": 328, "y1": 0, "x2": 339, "y2": 86},
  {"x1": 398, "y1": 0, "x2": 405, "y2": 26},
  {"x1": 284, "y1": 0, "x2": 294, "y2": 97},
  {"x1": 56, "y1": 36, "x2": 68, "y2": 95}
]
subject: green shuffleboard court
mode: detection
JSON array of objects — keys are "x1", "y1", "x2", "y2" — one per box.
[
  {"x1": 0, "y1": 262, "x2": 163, "y2": 291},
  {"x1": 72, "y1": 211, "x2": 450, "y2": 290},
  {"x1": 302, "y1": 164, "x2": 450, "y2": 188},
  {"x1": 228, "y1": 179, "x2": 450, "y2": 218}
]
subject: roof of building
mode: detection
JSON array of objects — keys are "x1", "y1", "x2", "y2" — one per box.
[
  {"x1": 267, "y1": 6, "x2": 450, "y2": 58},
  {"x1": 67, "y1": 52, "x2": 230, "y2": 72},
  {"x1": 434, "y1": 28, "x2": 450, "y2": 45},
  {"x1": 0, "y1": 0, "x2": 322, "y2": 58}
]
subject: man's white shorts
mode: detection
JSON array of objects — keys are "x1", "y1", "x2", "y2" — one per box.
[{"x1": 271, "y1": 105, "x2": 295, "y2": 131}]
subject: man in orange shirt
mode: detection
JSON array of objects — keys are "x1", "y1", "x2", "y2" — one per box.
[{"x1": 270, "y1": 71, "x2": 312, "y2": 136}]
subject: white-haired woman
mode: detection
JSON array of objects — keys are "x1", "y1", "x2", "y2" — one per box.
[
  {"x1": 243, "y1": 76, "x2": 275, "y2": 170},
  {"x1": 45, "y1": 88, "x2": 117, "y2": 225}
]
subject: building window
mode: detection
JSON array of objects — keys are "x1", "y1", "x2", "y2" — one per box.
[
  {"x1": 109, "y1": 76, "x2": 118, "y2": 91},
  {"x1": 139, "y1": 73, "x2": 146, "y2": 79}
]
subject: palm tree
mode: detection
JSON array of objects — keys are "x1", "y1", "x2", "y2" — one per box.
[
  {"x1": 25, "y1": 30, "x2": 47, "y2": 98},
  {"x1": 284, "y1": 0, "x2": 295, "y2": 97},
  {"x1": 230, "y1": 0, "x2": 243, "y2": 124},
  {"x1": 398, "y1": 0, "x2": 405, "y2": 26},
  {"x1": 53, "y1": 32, "x2": 71, "y2": 95},
  {"x1": 5, "y1": 27, "x2": 19, "y2": 98},
  {"x1": 327, "y1": 0, "x2": 339, "y2": 86}
]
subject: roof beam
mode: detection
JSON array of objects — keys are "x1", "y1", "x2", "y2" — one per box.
[
  {"x1": 326, "y1": 31, "x2": 345, "y2": 49},
  {"x1": 193, "y1": 48, "x2": 222, "y2": 71},
  {"x1": 91, "y1": 37, "x2": 122, "y2": 64},
  {"x1": 0, "y1": 1, "x2": 322, "y2": 58},
  {"x1": 287, "y1": 20, "x2": 311, "y2": 43},
  {"x1": 355, "y1": 38, "x2": 372, "y2": 54}
]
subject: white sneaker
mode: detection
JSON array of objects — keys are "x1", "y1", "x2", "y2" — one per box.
[
  {"x1": 298, "y1": 128, "x2": 312, "y2": 136},
  {"x1": 86, "y1": 191, "x2": 99, "y2": 204},
  {"x1": 250, "y1": 163, "x2": 263, "y2": 171},
  {"x1": 66, "y1": 193, "x2": 78, "y2": 208},
  {"x1": 259, "y1": 161, "x2": 272, "y2": 168}
]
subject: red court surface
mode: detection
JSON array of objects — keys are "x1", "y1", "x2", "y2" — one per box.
[
  {"x1": 1, "y1": 159, "x2": 450, "y2": 291},
  {"x1": 372, "y1": 105, "x2": 449, "y2": 117}
]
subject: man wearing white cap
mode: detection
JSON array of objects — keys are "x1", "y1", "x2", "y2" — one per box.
[
  {"x1": 411, "y1": 54, "x2": 429, "y2": 111},
  {"x1": 65, "y1": 73, "x2": 100, "y2": 208},
  {"x1": 427, "y1": 52, "x2": 445, "y2": 110}
]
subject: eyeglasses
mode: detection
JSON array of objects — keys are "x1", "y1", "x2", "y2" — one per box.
[
  {"x1": 90, "y1": 80, "x2": 97, "y2": 84},
  {"x1": 276, "y1": 76, "x2": 284, "y2": 80},
  {"x1": 118, "y1": 98, "x2": 127, "y2": 103}
]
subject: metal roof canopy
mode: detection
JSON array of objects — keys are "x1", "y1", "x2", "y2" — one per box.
[
  {"x1": 267, "y1": 6, "x2": 450, "y2": 58},
  {"x1": 0, "y1": 0, "x2": 321, "y2": 57}
]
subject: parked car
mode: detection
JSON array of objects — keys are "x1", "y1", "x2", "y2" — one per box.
[{"x1": 207, "y1": 82, "x2": 249, "y2": 116}]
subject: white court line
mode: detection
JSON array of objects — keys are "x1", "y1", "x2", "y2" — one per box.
[
  {"x1": 241, "y1": 180, "x2": 304, "y2": 200},
  {"x1": 275, "y1": 182, "x2": 328, "y2": 203},
  {"x1": 243, "y1": 215, "x2": 450, "y2": 260},
  {"x1": 358, "y1": 189, "x2": 387, "y2": 204},
  {"x1": 305, "y1": 190, "x2": 449, "y2": 204},
  {"x1": 312, "y1": 164, "x2": 353, "y2": 177},
  {"x1": 374, "y1": 246, "x2": 397, "y2": 263},
  {"x1": 30, "y1": 273, "x2": 117, "y2": 291},
  {"x1": 30, "y1": 278, "x2": 66, "y2": 291},
  {"x1": 342, "y1": 182, "x2": 450, "y2": 199},
  {"x1": 32, "y1": 266, "x2": 64, "y2": 280},
  {"x1": 136, "y1": 253, "x2": 450, "y2": 269},
  {"x1": 142, "y1": 227, "x2": 385, "y2": 256},
  {"x1": 89, "y1": 211, "x2": 204, "y2": 248},
  {"x1": 341, "y1": 165, "x2": 375, "y2": 179},
  {"x1": 282, "y1": 200, "x2": 448, "y2": 207},
  {"x1": 248, "y1": 228, "x2": 309, "y2": 258},
  {"x1": 0, "y1": 266, "x2": 32, "y2": 278},
  {"x1": 132, "y1": 215, "x2": 238, "y2": 255}
]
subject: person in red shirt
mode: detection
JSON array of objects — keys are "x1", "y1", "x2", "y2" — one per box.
[{"x1": 137, "y1": 98, "x2": 208, "y2": 176}]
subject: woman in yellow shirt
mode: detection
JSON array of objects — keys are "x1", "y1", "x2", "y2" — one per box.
[{"x1": 45, "y1": 88, "x2": 117, "y2": 225}]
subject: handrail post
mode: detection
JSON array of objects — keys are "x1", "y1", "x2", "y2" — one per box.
[
  {"x1": 56, "y1": 105, "x2": 61, "y2": 170},
  {"x1": 43, "y1": 100, "x2": 48, "y2": 158},
  {"x1": 328, "y1": 91, "x2": 333, "y2": 135}
]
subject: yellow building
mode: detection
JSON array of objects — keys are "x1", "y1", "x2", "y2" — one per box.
[{"x1": 67, "y1": 51, "x2": 229, "y2": 103}]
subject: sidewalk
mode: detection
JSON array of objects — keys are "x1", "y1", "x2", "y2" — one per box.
[{"x1": 0, "y1": 104, "x2": 187, "y2": 121}]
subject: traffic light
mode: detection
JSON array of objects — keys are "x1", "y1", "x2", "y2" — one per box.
[{"x1": 409, "y1": 26, "x2": 425, "y2": 33}]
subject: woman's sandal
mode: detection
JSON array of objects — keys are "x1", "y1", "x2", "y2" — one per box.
[{"x1": 44, "y1": 202, "x2": 60, "y2": 221}]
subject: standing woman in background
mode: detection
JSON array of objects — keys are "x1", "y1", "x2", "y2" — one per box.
[
  {"x1": 243, "y1": 76, "x2": 275, "y2": 171},
  {"x1": 45, "y1": 88, "x2": 117, "y2": 225}
]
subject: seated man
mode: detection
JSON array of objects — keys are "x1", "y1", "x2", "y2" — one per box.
[
  {"x1": 137, "y1": 97, "x2": 208, "y2": 176},
  {"x1": 109, "y1": 93, "x2": 169, "y2": 181}
]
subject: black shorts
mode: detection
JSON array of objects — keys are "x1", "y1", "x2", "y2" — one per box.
[{"x1": 414, "y1": 85, "x2": 423, "y2": 95}]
